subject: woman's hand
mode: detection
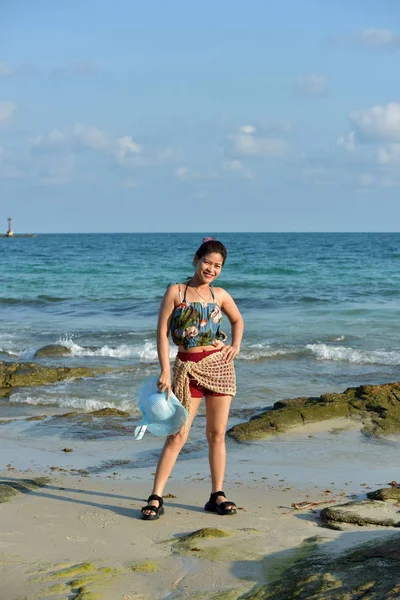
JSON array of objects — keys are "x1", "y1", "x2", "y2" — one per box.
[
  {"x1": 157, "y1": 370, "x2": 172, "y2": 399},
  {"x1": 220, "y1": 344, "x2": 240, "y2": 362}
]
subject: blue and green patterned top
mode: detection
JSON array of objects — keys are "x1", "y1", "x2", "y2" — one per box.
[{"x1": 170, "y1": 281, "x2": 227, "y2": 349}]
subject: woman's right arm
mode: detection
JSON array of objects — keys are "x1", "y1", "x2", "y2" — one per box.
[{"x1": 156, "y1": 285, "x2": 177, "y2": 399}]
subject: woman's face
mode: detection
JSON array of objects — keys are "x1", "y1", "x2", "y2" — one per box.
[{"x1": 194, "y1": 252, "x2": 224, "y2": 285}]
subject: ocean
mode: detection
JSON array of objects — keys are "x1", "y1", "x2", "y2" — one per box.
[{"x1": 1, "y1": 232, "x2": 400, "y2": 483}]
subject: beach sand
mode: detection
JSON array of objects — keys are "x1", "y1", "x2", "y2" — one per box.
[{"x1": 0, "y1": 418, "x2": 398, "y2": 600}]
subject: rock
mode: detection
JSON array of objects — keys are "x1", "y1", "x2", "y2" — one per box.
[
  {"x1": 177, "y1": 528, "x2": 231, "y2": 543},
  {"x1": 57, "y1": 412, "x2": 79, "y2": 418},
  {"x1": 244, "y1": 534, "x2": 400, "y2": 599},
  {"x1": 0, "y1": 360, "x2": 108, "y2": 392},
  {"x1": 89, "y1": 408, "x2": 130, "y2": 418},
  {"x1": 320, "y1": 500, "x2": 400, "y2": 529},
  {"x1": 227, "y1": 381, "x2": 400, "y2": 442},
  {"x1": 367, "y1": 487, "x2": 400, "y2": 502},
  {"x1": 34, "y1": 344, "x2": 72, "y2": 358}
]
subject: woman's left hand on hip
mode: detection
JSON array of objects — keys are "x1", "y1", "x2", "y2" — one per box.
[{"x1": 220, "y1": 345, "x2": 240, "y2": 362}]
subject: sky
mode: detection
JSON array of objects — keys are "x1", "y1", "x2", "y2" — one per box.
[{"x1": 1, "y1": 0, "x2": 400, "y2": 233}]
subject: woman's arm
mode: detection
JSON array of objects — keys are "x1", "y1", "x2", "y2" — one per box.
[
  {"x1": 219, "y1": 289, "x2": 244, "y2": 362},
  {"x1": 156, "y1": 284, "x2": 177, "y2": 398}
]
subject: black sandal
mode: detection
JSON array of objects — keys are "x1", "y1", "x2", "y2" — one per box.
[
  {"x1": 204, "y1": 491, "x2": 237, "y2": 515},
  {"x1": 141, "y1": 494, "x2": 164, "y2": 520}
]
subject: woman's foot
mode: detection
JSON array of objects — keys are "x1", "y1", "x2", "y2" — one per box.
[
  {"x1": 204, "y1": 491, "x2": 237, "y2": 515},
  {"x1": 141, "y1": 494, "x2": 164, "y2": 520}
]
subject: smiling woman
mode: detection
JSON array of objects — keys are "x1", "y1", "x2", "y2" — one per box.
[{"x1": 140, "y1": 236, "x2": 244, "y2": 520}]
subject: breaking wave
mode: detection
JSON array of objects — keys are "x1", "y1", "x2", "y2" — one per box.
[{"x1": 307, "y1": 343, "x2": 400, "y2": 365}]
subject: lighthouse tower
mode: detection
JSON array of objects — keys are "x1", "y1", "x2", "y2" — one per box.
[{"x1": 6, "y1": 217, "x2": 14, "y2": 237}]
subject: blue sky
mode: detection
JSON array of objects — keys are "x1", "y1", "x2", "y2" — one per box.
[{"x1": 1, "y1": 0, "x2": 400, "y2": 232}]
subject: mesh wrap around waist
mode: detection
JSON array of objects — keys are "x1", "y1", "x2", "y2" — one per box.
[{"x1": 173, "y1": 351, "x2": 236, "y2": 413}]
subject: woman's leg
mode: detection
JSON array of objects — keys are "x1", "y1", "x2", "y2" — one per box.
[
  {"x1": 142, "y1": 395, "x2": 203, "y2": 516},
  {"x1": 205, "y1": 395, "x2": 233, "y2": 502}
]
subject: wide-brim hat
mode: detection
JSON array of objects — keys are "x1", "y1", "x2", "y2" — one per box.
[{"x1": 134, "y1": 376, "x2": 188, "y2": 440}]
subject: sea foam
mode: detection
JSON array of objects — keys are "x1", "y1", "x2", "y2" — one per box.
[
  {"x1": 57, "y1": 337, "x2": 178, "y2": 361},
  {"x1": 307, "y1": 343, "x2": 400, "y2": 365}
]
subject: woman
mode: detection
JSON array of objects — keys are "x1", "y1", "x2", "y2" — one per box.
[{"x1": 141, "y1": 237, "x2": 244, "y2": 520}]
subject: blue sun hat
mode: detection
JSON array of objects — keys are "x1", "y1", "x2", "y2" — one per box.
[{"x1": 134, "y1": 376, "x2": 188, "y2": 440}]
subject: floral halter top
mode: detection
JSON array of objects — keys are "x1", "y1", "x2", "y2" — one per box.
[{"x1": 170, "y1": 281, "x2": 227, "y2": 349}]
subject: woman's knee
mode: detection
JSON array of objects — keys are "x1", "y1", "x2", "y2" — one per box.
[
  {"x1": 206, "y1": 429, "x2": 226, "y2": 444},
  {"x1": 165, "y1": 430, "x2": 188, "y2": 450}
]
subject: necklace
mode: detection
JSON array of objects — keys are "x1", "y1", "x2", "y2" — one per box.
[{"x1": 191, "y1": 284, "x2": 212, "y2": 305}]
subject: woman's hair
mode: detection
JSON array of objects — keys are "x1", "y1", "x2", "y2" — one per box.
[{"x1": 194, "y1": 237, "x2": 227, "y2": 265}]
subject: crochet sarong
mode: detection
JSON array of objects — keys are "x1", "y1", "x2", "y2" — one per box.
[{"x1": 173, "y1": 351, "x2": 236, "y2": 413}]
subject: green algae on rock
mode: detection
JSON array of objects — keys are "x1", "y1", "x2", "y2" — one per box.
[
  {"x1": 177, "y1": 528, "x2": 232, "y2": 543},
  {"x1": 30, "y1": 561, "x2": 121, "y2": 600},
  {"x1": 367, "y1": 487, "x2": 400, "y2": 502},
  {"x1": 172, "y1": 528, "x2": 267, "y2": 563},
  {"x1": 0, "y1": 360, "x2": 109, "y2": 392},
  {"x1": 0, "y1": 477, "x2": 50, "y2": 504},
  {"x1": 89, "y1": 408, "x2": 130, "y2": 418},
  {"x1": 32, "y1": 562, "x2": 95, "y2": 583},
  {"x1": 129, "y1": 561, "x2": 159, "y2": 572},
  {"x1": 227, "y1": 381, "x2": 400, "y2": 441}
]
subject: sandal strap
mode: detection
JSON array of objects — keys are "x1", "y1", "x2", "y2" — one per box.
[
  {"x1": 210, "y1": 490, "x2": 226, "y2": 502},
  {"x1": 219, "y1": 501, "x2": 236, "y2": 510},
  {"x1": 141, "y1": 504, "x2": 159, "y2": 514},
  {"x1": 147, "y1": 494, "x2": 163, "y2": 506}
]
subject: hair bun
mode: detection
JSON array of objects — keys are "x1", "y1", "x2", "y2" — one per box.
[{"x1": 202, "y1": 236, "x2": 216, "y2": 243}]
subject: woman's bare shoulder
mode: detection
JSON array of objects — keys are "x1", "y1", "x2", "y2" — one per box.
[{"x1": 212, "y1": 286, "x2": 230, "y2": 303}]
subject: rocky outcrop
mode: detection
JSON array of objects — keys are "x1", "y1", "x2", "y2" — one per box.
[
  {"x1": 227, "y1": 381, "x2": 400, "y2": 442},
  {"x1": 34, "y1": 344, "x2": 72, "y2": 358},
  {"x1": 0, "y1": 361, "x2": 108, "y2": 398},
  {"x1": 367, "y1": 487, "x2": 400, "y2": 502},
  {"x1": 320, "y1": 499, "x2": 400, "y2": 529},
  {"x1": 244, "y1": 534, "x2": 400, "y2": 599}
]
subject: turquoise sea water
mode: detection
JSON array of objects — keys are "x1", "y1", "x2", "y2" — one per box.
[{"x1": 1, "y1": 232, "x2": 400, "y2": 477}]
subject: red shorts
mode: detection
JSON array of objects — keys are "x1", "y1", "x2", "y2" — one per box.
[{"x1": 177, "y1": 348, "x2": 226, "y2": 398}]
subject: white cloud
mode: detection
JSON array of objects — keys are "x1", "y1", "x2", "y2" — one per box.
[
  {"x1": 174, "y1": 167, "x2": 219, "y2": 182},
  {"x1": 32, "y1": 125, "x2": 109, "y2": 152},
  {"x1": 349, "y1": 103, "x2": 400, "y2": 142},
  {"x1": 221, "y1": 159, "x2": 253, "y2": 179},
  {"x1": 239, "y1": 125, "x2": 256, "y2": 134},
  {"x1": 293, "y1": 74, "x2": 328, "y2": 96},
  {"x1": 31, "y1": 128, "x2": 67, "y2": 150},
  {"x1": 221, "y1": 159, "x2": 244, "y2": 172},
  {"x1": 377, "y1": 143, "x2": 400, "y2": 166},
  {"x1": 359, "y1": 28, "x2": 400, "y2": 48},
  {"x1": 232, "y1": 125, "x2": 288, "y2": 157},
  {"x1": 73, "y1": 124, "x2": 109, "y2": 150},
  {"x1": 175, "y1": 167, "x2": 200, "y2": 181},
  {"x1": 0, "y1": 101, "x2": 16, "y2": 125},
  {"x1": 337, "y1": 132, "x2": 355, "y2": 152},
  {"x1": 114, "y1": 136, "x2": 143, "y2": 165},
  {"x1": 0, "y1": 62, "x2": 12, "y2": 76}
]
